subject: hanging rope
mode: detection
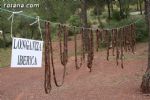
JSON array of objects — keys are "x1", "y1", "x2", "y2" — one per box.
[
  {"x1": 0, "y1": 8, "x2": 142, "y2": 32},
  {"x1": 8, "y1": 11, "x2": 22, "y2": 38},
  {"x1": 30, "y1": 16, "x2": 43, "y2": 40}
]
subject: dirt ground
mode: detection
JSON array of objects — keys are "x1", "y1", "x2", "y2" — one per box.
[{"x1": 0, "y1": 42, "x2": 150, "y2": 100}]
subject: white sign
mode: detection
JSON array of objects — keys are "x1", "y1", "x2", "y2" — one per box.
[{"x1": 11, "y1": 38, "x2": 43, "y2": 68}]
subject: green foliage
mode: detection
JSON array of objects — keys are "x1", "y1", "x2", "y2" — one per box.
[
  {"x1": 112, "y1": 9, "x2": 121, "y2": 20},
  {"x1": 136, "y1": 18, "x2": 148, "y2": 42},
  {"x1": 50, "y1": 24, "x2": 58, "y2": 40},
  {"x1": 103, "y1": 15, "x2": 148, "y2": 42},
  {"x1": 67, "y1": 27, "x2": 79, "y2": 37},
  {"x1": 101, "y1": 12, "x2": 108, "y2": 19},
  {"x1": 0, "y1": 39, "x2": 4, "y2": 48},
  {"x1": 68, "y1": 15, "x2": 81, "y2": 27},
  {"x1": 0, "y1": 0, "x2": 147, "y2": 49}
]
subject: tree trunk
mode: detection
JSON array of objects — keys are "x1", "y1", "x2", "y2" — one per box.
[
  {"x1": 139, "y1": 0, "x2": 143, "y2": 15},
  {"x1": 106, "y1": 0, "x2": 111, "y2": 19},
  {"x1": 118, "y1": 0, "x2": 123, "y2": 18},
  {"x1": 95, "y1": 1, "x2": 104, "y2": 28},
  {"x1": 81, "y1": 0, "x2": 89, "y2": 51},
  {"x1": 141, "y1": 0, "x2": 150, "y2": 93},
  {"x1": 137, "y1": 0, "x2": 139, "y2": 11},
  {"x1": 146, "y1": 0, "x2": 150, "y2": 72},
  {"x1": 111, "y1": 2, "x2": 114, "y2": 12}
]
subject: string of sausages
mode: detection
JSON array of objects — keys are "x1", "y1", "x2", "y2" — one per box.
[
  {"x1": 58, "y1": 25, "x2": 68, "y2": 67},
  {"x1": 96, "y1": 29, "x2": 102, "y2": 52},
  {"x1": 44, "y1": 22, "x2": 52, "y2": 94},
  {"x1": 75, "y1": 29, "x2": 94, "y2": 72},
  {"x1": 95, "y1": 23, "x2": 136, "y2": 68},
  {"x1": 44, "y1": 22, "x2": 68, "y2": 93},
  {"x1": 87, "y1": 29, "x2": 94, "y2": 72},
  {"x1": 74, "y1": 29, "x2": 85, "y2": 70},
  {"x1": 44, "y1": 23, "x2": 136, "y2": 94}
]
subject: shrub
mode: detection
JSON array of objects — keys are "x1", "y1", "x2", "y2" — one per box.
[
  {"x1": 135, "y1": 18, "x2": 148, "y2": 42},
  {"x1": 68, "y1": 15, "x2": 81, "y2": 27},
  {"x1": 104, "y1": 15, "x2": 148, "y2": 42},
  {"x1": 112, "y1": 9, "x2": 130, "y2": 21},
  {"x1": 112, "y1": 10, "x2": 121, "y2": 21}
]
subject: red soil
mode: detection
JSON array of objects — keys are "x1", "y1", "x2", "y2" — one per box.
[{"x1": 0, "y1": 43, "x2": 149, "y2": 100}]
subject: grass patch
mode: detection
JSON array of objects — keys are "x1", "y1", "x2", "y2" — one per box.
[{"x1": 0, "y1": 48, "x2": 11, "y2": 67}]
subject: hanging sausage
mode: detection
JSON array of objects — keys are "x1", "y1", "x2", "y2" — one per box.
[
  {"x1": 44, "y1": 22, "x2": 52, "y2": 94},
  {"x1": 87, "y1": 29, "x2": 94, "y2": 72},
  {"x1": 74, "y1": 28, "x2": 86, "y2": 70}
]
